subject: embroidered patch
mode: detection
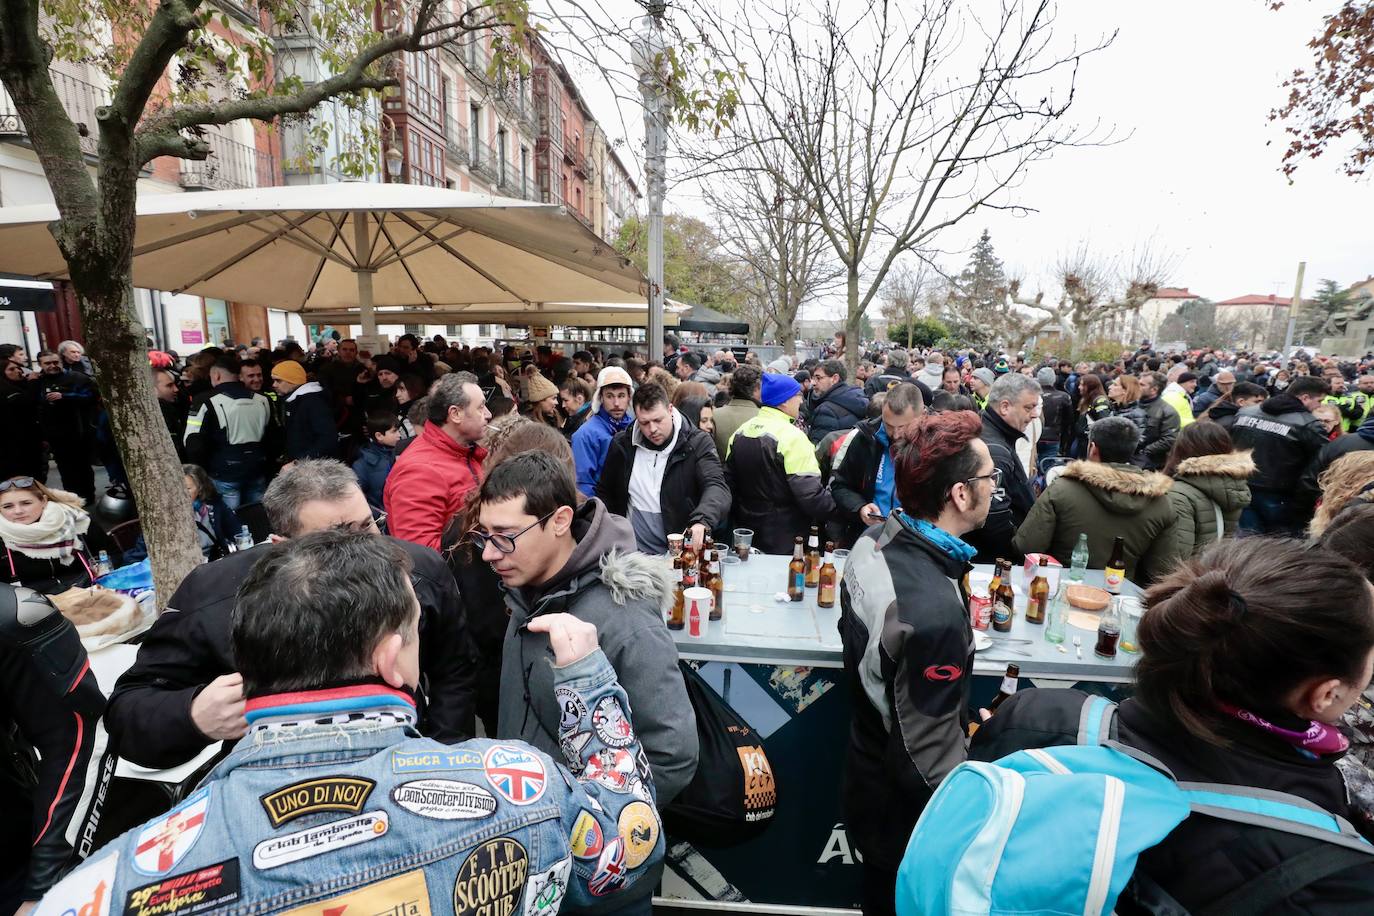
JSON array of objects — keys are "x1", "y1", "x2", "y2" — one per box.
[
  {"x1": 251, "y1": 811, "x2": 388, "y2": 870},
  {"x1": 588, "y1": 836, "x2": 627, "y2": 896},
  {"x1": 591, "y1": 696, "x2": 634, "y2": 748},
  {"x1": 391, "y1": 780, "x2": 498, "y2": 820},
  {"x1": 124, "y1": 859, "x2": 240, "y2": 916},
  {"x1": 34, "y1": 852, "x2": 118, "y2": 916},
  {"x1": 452, "y1": 837, "x2": 529, "y2": 915},
  {"x1": 133, "y1": 787, "x2": 211, "y2": 876},
  {"x1": 555, "y1": 687, "x2": 587, "y2": 733},
  {"x1": 259, "y1": 777, "x2": 375, "y2": 828},
  {"x1": 584, "y1": 749, "x2": 635, "y2": 793},
  {"x1": 569, "y1": 810, "x2": 604, "y2": 859},
  {"x1": 278, "y1": 869, "x2": 430, "y2": 915},
  {"x1": 634, "y1": 747, "x2": 652, "y2": 783},
  {"x1": 617, "y1": 802, "x2": 659, "y2": 869},
  {"x1": 521, "y1": 857, "x2": 571, "y2": 916},
  {"x1": 391, "y1": 748, "x2": 484, "y2": 774},
  {"x1": 483, "y1": 745, "x2": 548, "y2": 806},
  {"x1": 559, "y1": 730, "x2": 592, "y2": 772}
]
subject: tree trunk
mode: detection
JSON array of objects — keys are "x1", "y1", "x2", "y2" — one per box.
[
  {"x1": 70, "y1": 262, "x2": 202, "y2": 609},
  {"x1": 844, "y1": 267, "x2": 861, "y2": 375}
]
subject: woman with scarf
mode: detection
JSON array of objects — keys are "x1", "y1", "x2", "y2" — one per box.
[
  {"x1": 0, "y1": 477, "x2": 118, "y2": 594},
  {"x1": 970, "y1": 537, "x2": 1374, "y2": 912}
]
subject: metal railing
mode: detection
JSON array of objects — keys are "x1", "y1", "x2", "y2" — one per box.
[
  {"x1": 470, "y1": 137, "x2": 497, "y2": 178},
  {"x1": 0, "y1": 70, "x2": 110, "y2": 157},
  {"x1": 444, "y1": 115, "x2": 469, "y2": 164},
  {"x1": 465, "y1": 37, "x2": 491, "y2": 81},
  {"x1": 180, "y1": 132, "x2": 276, "y2": 190}
]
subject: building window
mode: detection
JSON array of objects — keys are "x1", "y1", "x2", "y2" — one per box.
[
  {"x1": 406, "y1": 52, "x2": 442, "y2": 128},
  {"x1": 470, "y1": 103, "x2": 482, "y2": 165},
  {"x1": 520, "y1": 146, "x2": 529, "y2": 193},
  {"x1": 497, "y1": 126, "x2": 508, "y2": 186}
]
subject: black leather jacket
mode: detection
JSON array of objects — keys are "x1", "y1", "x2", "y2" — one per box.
[
  {"x1": 1228, "y1": 394, "x2": 1328, "y2": 491},
  {"x1": 0, "y1": 585, "x2": 111, "y2": 904}
]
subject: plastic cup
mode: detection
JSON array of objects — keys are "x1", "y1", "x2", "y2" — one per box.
[
  {"x1": 733, "y1": 528, "x2": 755, "y2": 561},
  {"x1": 684, "y1": 587, "x2": 713, "y2": 638},
  {"x1": 721, "y1": 554, "x2": 742, "y2": 591}
]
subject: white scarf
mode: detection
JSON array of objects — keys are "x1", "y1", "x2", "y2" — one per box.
[{"x1": 0, "y1": 494, "x2": 91, "y2": 562}]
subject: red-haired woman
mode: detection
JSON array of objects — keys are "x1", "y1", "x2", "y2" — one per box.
[{"x1": 837, "y1": 409, "x2": 998, "y2": 916}]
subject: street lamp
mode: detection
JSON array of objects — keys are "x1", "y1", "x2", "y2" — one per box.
[{"x1": 632, "y1": 6, "x2": 669, "y2": 361}]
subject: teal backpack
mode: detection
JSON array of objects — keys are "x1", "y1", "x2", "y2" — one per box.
[{"x1": 896, "y1": 695, "x2": 1374, "y2": 915}]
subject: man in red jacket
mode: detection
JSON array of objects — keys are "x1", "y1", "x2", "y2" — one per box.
[{"x1": 384, "y1": 371, "x2": 490, "y2": 549}]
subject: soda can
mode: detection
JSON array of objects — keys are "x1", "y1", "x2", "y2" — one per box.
[{"x1": 969, "y1": 594, "x2": 992, "y2": 631}]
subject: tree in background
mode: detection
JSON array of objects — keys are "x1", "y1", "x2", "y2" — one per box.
[
  {"x1": 695, "y1": 0, "x2": 1112, "y2": 374},
  {"x1": 1270, "y1": 2, "x2": 1374, "y2": 177},
  {"x1": 879, "y1": 261, "x2": 928, "y2": 350},
  {"x1": 1158, "y1": 298, "x2": 1224, "y2": 349},
  {"x1": 0, "y1": 0, "x2": 734, "y2": 604},
  {"x1": 887, "y1": 317, "x2": 950, "y2": 348},
  {"x1": 1296, "y1": 278, "x2": 1351, "y2": 342},
  {"x1": 615, "y1": 214, "x2": 746, "y2": 316},
  {"x1": 942, "y1": 230, "x2": 1014, "y2": 345}
]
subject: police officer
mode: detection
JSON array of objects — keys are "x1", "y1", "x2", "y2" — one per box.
[
  {"x1": 35, "y1": 531, "x2": 664, "y2": 914},
  {"x1": 2, "y1": 584, "x2": 112, "y2": 915}
]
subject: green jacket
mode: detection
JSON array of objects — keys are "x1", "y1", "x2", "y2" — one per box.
[
  {"x1": 712, "y1": 397, "x2": 760, "y2": 455},
  {"x1": 1013, "y1": 460, "x2": 1180, "y2": 584},
  {"x1": 1166, "y1": 450, "x2": 1255, "y2": 558}
]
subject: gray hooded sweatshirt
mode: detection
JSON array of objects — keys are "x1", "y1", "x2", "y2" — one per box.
[{"x1": 496, "y1": 498, "x2": 699, "y2": 806}]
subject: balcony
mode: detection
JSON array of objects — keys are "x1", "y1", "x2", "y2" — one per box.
[
  {"x1": 180, "y1": 133, "x2": 276, "y2": 190},
  {"x1": 0, "y1": 70, "x2": 110, "y2": 158},
  {"x1": 465, "y1": 37, "x2": 491, "y2": 82},
  {"x1": 444, "y1": 115, "x2": 469, "y2": 164},
  {"x1": 470, "y1": 138, "x2": 497, "y2": 180}
]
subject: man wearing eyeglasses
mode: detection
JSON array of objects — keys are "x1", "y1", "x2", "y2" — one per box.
[
  {"x1": 1016, "y1": 416, "x2": 1181, "y2": 583},
  {"x1": 106, "y1": 459, "x2": 478, "y2": 772},
  {"x1": 471, "y1": 450, "x2": 697, "y2": 915},
  {"x1": 838, "y1": 410, "x2": 993, "y2": 916}
]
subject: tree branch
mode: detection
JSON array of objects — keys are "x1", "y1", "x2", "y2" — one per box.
[{"x1": 108, "y1": 0, "x2": 205, "y2": 133}]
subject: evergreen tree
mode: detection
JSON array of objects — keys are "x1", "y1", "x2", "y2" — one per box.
[{"x1": 942, "y1": 229, "x2": 1010, "y2": 344}]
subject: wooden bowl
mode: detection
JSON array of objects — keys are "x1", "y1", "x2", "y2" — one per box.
[{"x1": 1066, "y1": 584, "x2": 1110, "y2": 611}]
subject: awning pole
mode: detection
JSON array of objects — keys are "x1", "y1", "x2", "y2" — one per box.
[{"x1": 353, "y1": 211, "x2": 377, "y2": 337}]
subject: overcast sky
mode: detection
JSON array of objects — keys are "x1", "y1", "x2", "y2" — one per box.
[{"x1": 567, "y1": 0, "x2": 1374, "y2": 317}]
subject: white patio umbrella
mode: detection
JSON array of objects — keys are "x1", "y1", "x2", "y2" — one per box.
[
  {"x1": 302, "y1": 299, "x2": 686, "y2": 329},
  {"x1": 0, "y1": 182, "x2": 646, "y2": 335}
]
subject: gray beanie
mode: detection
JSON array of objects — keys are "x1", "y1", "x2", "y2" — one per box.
[
  {"x1": 1036, "y1": 367, "x2": 1057, "y2": 387},
  {"x1": 972, "y1": 368, "x2": 996, "y2": 387},
  {"x1": 767, "y1": 357, "x2": 792, "y2": 374}
]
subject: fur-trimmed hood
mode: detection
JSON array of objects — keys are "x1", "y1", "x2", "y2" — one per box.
[
  {"x1": 1172, "y1": 450, "x2": 1256, "y2": 480},
  {"x1": 599, "y1": 548, "x2": 675, "y2": 615},
  {"x1": 1058, "y1": 460, "x2": 1173, "y2": 515}
]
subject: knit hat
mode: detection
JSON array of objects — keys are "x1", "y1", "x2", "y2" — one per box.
[
  {"x1": 372, "y1": 355, "x2": 401, "y2": 375},
  {"x1": 993, "y1": 358, "x2": 1010, "y2": 375},
  {"x1": 972, "y1": 367, "x2": 996, "y2": 387},
  {"x1": 767, "y1": 357, "x2": 792, "y2": 374},
  {"x1": 591, "y1": 365, "x2": 635, "y2": 415},
  {"x1": 525, "y1": 372, "x2": 558, "y2": 403},
  {"x1": 1036, "y1": 367, "x2": 1057, "y2": 387},
  {"x1": 760, "y1": 372, "x2": 802, "y2": 408},
  {"x1": 271, "y1": 360, "x2": 306, "y2": 385}
]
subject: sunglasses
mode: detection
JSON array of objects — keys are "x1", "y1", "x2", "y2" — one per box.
[{"x1": 0, "y1": 477, "x2": 36, "y2": 493}]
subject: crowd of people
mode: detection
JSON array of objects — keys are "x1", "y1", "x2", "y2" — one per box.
[{"x1": 5, "y1": 327, "x2": 1374, "y2": 915}]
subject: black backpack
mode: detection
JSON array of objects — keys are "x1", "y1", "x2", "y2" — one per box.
[{"x1": 662, "y1": 660, "x2": 778, "y2": 846}]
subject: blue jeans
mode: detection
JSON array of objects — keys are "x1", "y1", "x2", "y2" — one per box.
[
  {"x1": 1239, "y1": 487, "x2": 1301, "y2": 537},
  {"x1": 213, "y1": 476, "x2": 265, "y2": 510}
]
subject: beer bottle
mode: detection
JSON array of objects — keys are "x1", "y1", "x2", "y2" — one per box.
[
  {"x1": 817, "y1": 541, "x2": 837, "y2": 609},
  {"x1": 788, "y1": 537, "x2": 806, "y2": 602},
  {"x1": 667, "y1": 557, "x2": 685, "y2": 630},
  {"x1": 987, "y1": 663, "x2": 1020, "y2": 713},
  {"x1": 1104, "y1": 536, "x2": 1126, "y2": 595},
  {"x1": 992, "y1": 559, "x2": 1014, "y2": 633},
  {"x1": 681, "y1": 538, "x2": 699, "y2": 587},
  {"x1": 804, "y1": 525, "x2": 821, "y2": 587},
  {"x1": 707, "y1": 548, "x2": 724, "y2": 620},
  {"x1": 1026, "y1": 557, "x2": 1049, "y2": 625}
]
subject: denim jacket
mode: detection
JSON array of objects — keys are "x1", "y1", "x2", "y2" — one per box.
[{"x1": 35, "y1": 648, "x2": 662, "y2": 916}]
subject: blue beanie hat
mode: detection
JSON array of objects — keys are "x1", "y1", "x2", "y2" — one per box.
[{"x1": 760, "y1": 372, "x2": 802, "y2": 408}]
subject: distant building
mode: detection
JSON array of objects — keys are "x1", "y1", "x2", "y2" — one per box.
[
  {"x1": 1135, "y1": 287, "x2": 1203, "y2": 344},
  {"x1": 1216, "y1": 293, "x2": 1291, "y2": 350}
]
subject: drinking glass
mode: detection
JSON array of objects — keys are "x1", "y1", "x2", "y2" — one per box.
[
  {"x1": 1118, "y1": 595, "x2": 1144, "y2": 654},
  {"x1": 721, "y1": 554, "x2": 742, "y2": 591},
  {"x1": 1045, "y1": 584, "x2": 1067, "y2": 645},
  {"x1": 732, "y1": 528, "x2": 754, "y2": 561}
]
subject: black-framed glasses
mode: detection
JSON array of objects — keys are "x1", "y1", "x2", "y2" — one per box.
[
  {"x1": 0, "y1": 477, "x2": 36, "y2": 493},
  {"x1": 965, "y1": 468, "x2": 1002, "y2": 489},
  {"x1": 466, "y1": 510, "x2": 555, "y2": 555}
]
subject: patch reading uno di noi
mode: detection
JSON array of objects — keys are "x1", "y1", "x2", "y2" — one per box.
[
  {"x1": 124, "y1": 859, "x2": 241, "y2": 916},
  {"x1": 259, "y1": 776, "x2": 376, "y2": 828},
  {"x1": 452, "y1": 837, "x2": 528, "y2": 915}
]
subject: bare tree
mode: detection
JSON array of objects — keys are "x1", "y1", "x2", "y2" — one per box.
[
  {"x1": 1011, "y1": 242, "x2": 1175, "y2": 356},
  {"x1": 692, "y1": 0, "x2": 1112, "y2": 372},
  {"x1": 704, "y1": 148, "x2": 843, "y2": 352},
  {"x1": 879, "y1": 261, "x2": 930, "y2": 349}
]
